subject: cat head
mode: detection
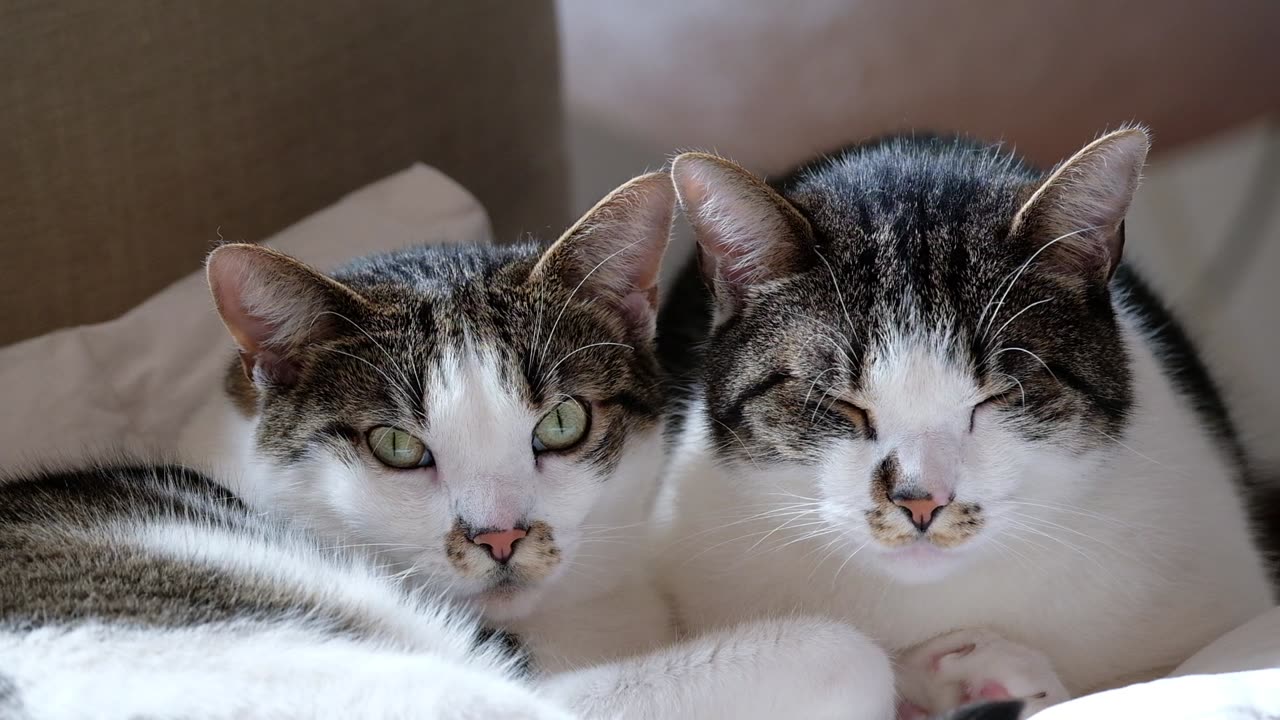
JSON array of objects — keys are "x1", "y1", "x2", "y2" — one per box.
[
  {"x1": 674, "y1": 129, "x2": 1149, "y2": 584},
  {"x1": 206, "y1": 172, "x2": 674, "y2": 620}
]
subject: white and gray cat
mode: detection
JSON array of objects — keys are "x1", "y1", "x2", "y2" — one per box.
[
  {"x1": 2, "y1": 173, "x2": 902, "y2": 719},
  {"x1": 657, "y1": 128, "x2": 1276, "y2": 718}
]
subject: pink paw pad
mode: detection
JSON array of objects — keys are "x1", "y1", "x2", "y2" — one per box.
[
  {"x1": 960, "y1": 681, "x2": 1011, "y2": 704},
  {"x1": 896, "y1": 700, "x2": 930, "y2": 720}
]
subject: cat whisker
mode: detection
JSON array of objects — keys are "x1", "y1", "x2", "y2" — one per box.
[
  {"x1": 1001, "y1": 518, "x2": 1115, "y2": 576},
  {"x1": 812, "y1": 247, "x2": 859, "y2": 346},
  {"x1": 316, "y1": 346, "x2": 418, "y2": 408},
  {"x1": 313, "y1": 310, "x2": 420, "y2": 405},
  {"x1": 710, "y1": 418, "x2": 762, "y2": 469},
  {"x1": 810, "y1": 383, "x2": 841, "y2": 424},
  {"x1": 979, "y1": 225, "x2": 1101, "y2": 338},
  {"x1": 1001, "y1": 499, "x2": 1154, "y2": 531},
  {"x1": 743, "y1": 514, "x2": 826, "y2": 555},
  {"x1": 1090, "y1": 428, "x2": 1191, "y2": 479},
  {"x1": 830, "y1": 539, "x2": 872, "y2": 589},
  {"x1": 984, "y1": 536, "x2": 1037, "y2": 572},
  {"x1": 804, "y1": 535, "x2": 851, "y2": 582},
  {"x1": 673, "y1": 507, "x2": 825, "y2": 544},
  {"x1": 992, "y1": 371, "x2": 1028, "y2": 408},
  {"x1": 985, "y1": 298, "x2": 1053, "y2": 348},
  {"x1": 541, "y1": 342, "x2": 635, "y2": 385},
  {"x1": 986, "y1": 346, "x2": 1058, "y2": 381},
  {"x1": 679, "y1": 521, "x2": 825, "y2": 565},
  {"x1": 801, "y1": 368, "x2": 839, "y2": 416},
  {"x1": 536, "y1": 237, "x2": 645, "y2": 370},
  {"x1": 767, "y1": 526, "x2": 841, "y2": 555},
  {"x1": 762, "y1": 490, "x2": 822, "y2": 503}
]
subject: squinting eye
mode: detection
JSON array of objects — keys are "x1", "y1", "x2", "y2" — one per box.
[
  {"x1": 367, "y1": 426, "x2": 433, "y2": 469},
  {"x1": 835, "y1": 400, "x2": 876, "y2": 439},
  {"x1": 533, "y1": 398, "x2": 590, "y2": 453},
  {"x1": 970, "y1": 390, "x2": 1023, "y2": 430},
  {"x1": 978, "y1": 389, "x2": 1023, "y2": 409}
]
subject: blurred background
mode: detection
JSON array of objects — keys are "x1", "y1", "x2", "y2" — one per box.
[{"x1": 2, "y1": 1, "x2": 1278, "y2": 464}]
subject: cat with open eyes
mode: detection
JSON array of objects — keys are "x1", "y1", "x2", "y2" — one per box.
[
  {"x1": 658, "y1": 128, "x2": 1276, "y2": 718},
  {"x1": 3, "y1": 173, "x2": 909, "y2": 719}
]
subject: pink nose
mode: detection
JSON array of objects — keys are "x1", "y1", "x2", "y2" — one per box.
[
  {"x1": 892, "y1": 495, "x2": 949, "y2": 532},
  {"x1": 470, "y1": 528, "x2": 527, "y2": 563}
]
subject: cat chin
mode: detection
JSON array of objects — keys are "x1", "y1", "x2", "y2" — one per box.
[
  {"x1": 867, "y1": 540, "x2": 975, "y2": 585},
  {"x1": 472, "y1": 585, "x2": 549, "y2": 623}
]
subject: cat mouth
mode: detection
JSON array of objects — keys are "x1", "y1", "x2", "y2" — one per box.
[
  {"x1": 477, "y1": 573, "x2": 532, "y2": 598},
  {"x1": 878, "y1": 538, "x2": 953, "y2": 558}
]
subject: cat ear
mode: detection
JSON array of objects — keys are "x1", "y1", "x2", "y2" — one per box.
[
  {"x1": 671, "y1": 152, "x2": 813, "y2": 306},
  {"x1": 206, "y1": 243, "x2": 369, "y2": 385},
  {"x1": 532, "y1": 171, "x2": 675, "y2": 339},
  {"x1": 1010, "y1": 127, "x2": 1150, "y2": 282}
]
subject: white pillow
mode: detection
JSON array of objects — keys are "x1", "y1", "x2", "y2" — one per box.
[
  {"x1": 1034, "y1": 606, "x2": 1280, "y2": 718},
  {"x1": 0, "y1": 164, "x2": 490, "y2": 472}
]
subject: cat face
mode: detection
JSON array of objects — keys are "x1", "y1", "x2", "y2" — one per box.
[
  {"x1": 674, "y1": 130, "x2": 1149, "y2": 584},
  {"x1": 207, "y1": 173, "x2": 674, "y2": 620}
]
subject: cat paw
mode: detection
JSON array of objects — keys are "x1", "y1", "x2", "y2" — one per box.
[{"x1": 896, "y1": 629, "x2": 1069, "y2": 719}]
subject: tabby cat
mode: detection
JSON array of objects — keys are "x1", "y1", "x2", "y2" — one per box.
[{"x1": 658, "y1": 128, "x2": 1275, "y2": 718}]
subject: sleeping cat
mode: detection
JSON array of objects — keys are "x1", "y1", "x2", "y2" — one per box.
[
  {"x1": 159, "y1": 171, "x2": 893, "y2": 718},
  {"x1": 658, "y1": 128, "x2": 1276, "y2": 718}
]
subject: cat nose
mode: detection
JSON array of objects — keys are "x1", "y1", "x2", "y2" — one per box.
[
  {"x1": 891, "y1": 492, "x2": 950, "y2": 532},
  {"x1": 469, "y1": 527, "x2": 528, "y2": 564}
]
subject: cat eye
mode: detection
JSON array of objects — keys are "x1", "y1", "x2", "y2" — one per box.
[
  {"x1": 835, "y1": 400, "x2": 876, "y2": 439},
  {"x1": 533, "y1": 398, "x2": 590, "y2": 453},
  {"x1": 970, "y1": 389, "x2": 1024, "y2": 430},
  {"x1": 977, "y1": 389, "x2": 1024, "y2": 409},
  {"x1": 367, "y1": 426, "x2": 434, "y2": 469}
]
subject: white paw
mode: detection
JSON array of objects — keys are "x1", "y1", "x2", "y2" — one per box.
[{"x1": 896, "y1": 629, "x2": 1070, "y2": 720}]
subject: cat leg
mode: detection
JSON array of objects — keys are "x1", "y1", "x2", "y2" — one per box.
[
  {"x1": 896, "y1": 629, "x2": 1070, "y2": 720},
  {"x1": 539, "y1": 615, "x2": 896, "y2": 720},
  {"x1": 1, "y1": 624, "x2": 574, "y2": 720}
]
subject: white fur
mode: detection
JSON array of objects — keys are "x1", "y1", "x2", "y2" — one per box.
[
  {"x1": 660, "y1": 303, "x2": 1274, "y2": 699},
  {"x1": 1, "y1": 485, "x2": 564, "y2": 719},
  {"x1": 2, "y1": 624, "x2": 569, "y2": 720}
]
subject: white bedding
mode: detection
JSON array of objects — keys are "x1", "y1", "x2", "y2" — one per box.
[{"x1": 0, "y1": 165, "x2": 1275, "y2": 717}]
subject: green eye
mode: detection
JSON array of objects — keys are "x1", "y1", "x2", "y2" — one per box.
[
  {"x1": 533, "y1": 399, "x2": 590, "y2": 452},
  {"x1": 367, "y1": 426, "x2": 433, "y2": 469}
]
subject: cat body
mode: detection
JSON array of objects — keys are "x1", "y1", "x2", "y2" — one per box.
[
  {"x1": 0, "y1": 464, "x2": 567, "y2": 720},
  {"x1": 659, "y1": 130, "x2": 1275, "y2": 712}
]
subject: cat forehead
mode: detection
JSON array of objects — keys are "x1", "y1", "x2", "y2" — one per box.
[
  {"x1": 743, "y1": 143, "x2": 1059, "y2": 337},
  {"x1": 781, "y1": 136, "x2": 1038, "y2": 226},
  {"x1": 325, "y1": 243, "x2": 605, "y2": 348},
  {"x1": 781, "y1": 137, "x2": 1038, "y2": 268},
  {"x1": 860, "y1": 334, "x2": 981, "y2": 421}
]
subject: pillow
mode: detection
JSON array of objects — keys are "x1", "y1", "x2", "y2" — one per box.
[
  {"x1": 0, "y1": 164, "x2": 490, "y2": 472},
  {"x1": 1035, "y1": 607, "x2": 1280, "y2": 719}
]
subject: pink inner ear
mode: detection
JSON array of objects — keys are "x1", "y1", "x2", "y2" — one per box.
[
  {"x1": 619, "y1": 288, "x2": 658, "y2": 339},
  {"x1": 219, "y1": 296, "x2": 280, "y2": 356},
  {"x1": 707, "y1": 244, "x2": 758, "y2": 286}
]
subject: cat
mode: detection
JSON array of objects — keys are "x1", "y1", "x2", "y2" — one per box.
[
  {"x1": 162, "y1": 171, "x2": 894, "y2": 719},
  {"x1": 657, "y1": 128, "x2": 1276, "y2": 718}
]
